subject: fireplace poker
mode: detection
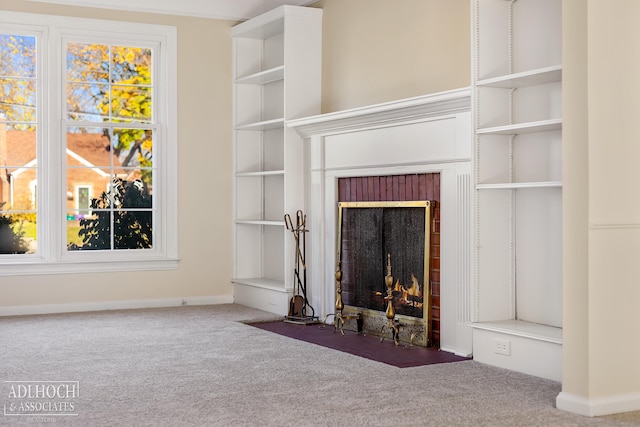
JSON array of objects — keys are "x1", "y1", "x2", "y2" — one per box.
[
  {"x1": 296, "y1": 210, "x2": 310, "y2": 316},
  {"x1": 285, "y1": 213, "x2": 305, "y2": 291},
  {"x1": 294, "y1": 210, "x2": 313, "y2": 317}
]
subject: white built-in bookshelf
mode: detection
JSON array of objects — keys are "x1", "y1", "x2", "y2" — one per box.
[
  {"x1": 471, "y1": 0, "x2": 563, "y2": 381},
  {"x1": 231, "y1": 6, "x2": 322, "y2": 314}
]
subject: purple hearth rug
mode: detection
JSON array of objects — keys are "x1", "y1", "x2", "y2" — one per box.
[{"x1": 250, "y1": 320, "x2": 471, "y2": 368}]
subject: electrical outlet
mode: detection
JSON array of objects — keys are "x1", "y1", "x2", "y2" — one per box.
[{"x1": 495, "y1": 338, "x2": 511, "y2": 356}]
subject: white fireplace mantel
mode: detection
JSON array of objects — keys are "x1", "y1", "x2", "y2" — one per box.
[
  {"x1": 288, "y1": 88, "x2": 472, "y2": 138},
  {"x1": 288, "y1": 87, "x2": 473, "y2": 357}
]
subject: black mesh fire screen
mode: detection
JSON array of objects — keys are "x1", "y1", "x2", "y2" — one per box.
[{"x1": 338, "y1": 201, "x2": 431, "y2": 319}]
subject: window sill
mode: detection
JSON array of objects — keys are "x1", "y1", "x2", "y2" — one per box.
[{"x1": 0, "y1": 258, "x2": 180, "y2": 276}]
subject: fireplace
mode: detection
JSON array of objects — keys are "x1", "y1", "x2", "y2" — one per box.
[
  {"x1": 287, "y1": 89, "x2": 473, "y2": 356},
  {"x1": 336, "y1": 174, "x2": 440, "y2": 346}
]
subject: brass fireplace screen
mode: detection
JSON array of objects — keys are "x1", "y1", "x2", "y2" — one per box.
[{"x1": 337, "y1": 201, "x2": 432, "y2": 327}]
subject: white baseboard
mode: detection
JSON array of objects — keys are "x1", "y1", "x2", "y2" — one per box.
[
  {"x1": 0, "y1": 295, "x2": 234, "y2": 317},
  {"x1": 556, "y1": 391, "x2": 640, "y2": 417},
  {"x1": 439, "y1": 347, "x2": 473, "y2": 358}
]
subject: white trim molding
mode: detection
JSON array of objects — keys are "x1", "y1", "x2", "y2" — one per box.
[{"x1": 0, "y1": 295, "x2": 233, "y2": 317}]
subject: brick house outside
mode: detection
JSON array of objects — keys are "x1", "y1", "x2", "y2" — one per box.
[{"x1": 0, "y1": 124, "x2": 124, "y2": 215}]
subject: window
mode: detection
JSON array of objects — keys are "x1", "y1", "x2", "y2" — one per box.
[
  {"x1": 0, "y1": 32, "x2": 36, "y2": 256},
  {"x1": 0, "y1": 12, "x2": 177, "y2": 274},
  {"x1": 64, "y1": 42, "x2": 154, "y2": 251}
]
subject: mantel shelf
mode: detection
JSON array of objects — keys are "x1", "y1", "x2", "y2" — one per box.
[
  {"x1": 476, "y1": 181, "x2": 562, "y2": 190},
  {"x1": 235, "y1": 170, "x2": 285, "y2": 177},
  {"x1": 236, "y1": 65, "x2": 284, "y2": 85},
  {"x1": 477, "y1": 65, "x2": 562, "y2": 88},
  {"x1": 477, "y1": 118, "x2": 562, "y2": 135},
  {"x1": 235, "y1": 118, "x2": 285, "y2": 131},
  {"x1": 288, "y1": 88, "x2": 471, "y2": 138}
]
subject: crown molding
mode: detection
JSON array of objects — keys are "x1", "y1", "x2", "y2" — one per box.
[{"x1": 22, "y1": 0, "x2": 315, "y2": 21}]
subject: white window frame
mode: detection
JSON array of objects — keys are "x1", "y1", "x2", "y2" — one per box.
[{"x1": 0, "y1": 12, "x2": 178, "y2": 275}]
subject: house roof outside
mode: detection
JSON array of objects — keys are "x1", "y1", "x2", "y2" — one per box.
[{"x1": 3, "y1": 130, "x2": 124, "y2": 174}]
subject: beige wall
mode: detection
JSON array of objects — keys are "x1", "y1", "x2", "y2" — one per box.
[
  {"x1": 311, "y1": 0, "x2": 470, "y2": 113},
  {"x1": 587, "y1": 0, "x2": 640, "y2": 400},
  {"x1": 561, "y1": 0, "x2": 590, "y2": 401},
  {"x1": 0, "y1": 0, "x2": 236, "y2": 307},
  {"x1": 562, "y1": 0, "x2": 640, "y2": 413},
  {"x1": 0, "y1": 0, "x2": 471, "y2": 310},
  {"x1": 588, "y1": 0, "x2": 640, "y2": 400}
]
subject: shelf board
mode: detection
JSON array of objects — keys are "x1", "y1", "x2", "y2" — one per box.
[
  {"x1": 235, "y1": 118, "x2": 285, "y2": 131},
  {"x1": 477, "y1": 65, "x2": 562, "y2": 88},
  {"x1": 476, "y1": 181, "x2": 562, "y2": 190},
  {"x1": 477, "y1": 118, "x2": 562, "y2": 135},
  {"x1": 235, "y1": 170, "x2": 285, "y2": 177},
  {"x1": 236, "y1": 65, "x2": 285, "y2": 85},
  {"x1": 235, "y1": 219, "x2": 285, "y2": 226},
  {"x1": 470, "y1": 320, "x2": 562, "y2": 345},
  {"x1": 231, "y1": 277, "x2": 288, "y2": 292}
]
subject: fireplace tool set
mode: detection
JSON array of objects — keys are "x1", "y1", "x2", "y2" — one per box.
[{"x1": 284, "y1": 210, "x2": 319, "y2": 325}]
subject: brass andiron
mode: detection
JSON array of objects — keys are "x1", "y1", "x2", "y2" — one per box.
[
  {"x1": 335, "y1": 261, "x2": 344, "y2": 319},
  {"x1": 380, "y1": 253, "x2": 401, "y2": 345},
  {"x1": 322, "y1": 261, "x2": 360, "y2": 335}
]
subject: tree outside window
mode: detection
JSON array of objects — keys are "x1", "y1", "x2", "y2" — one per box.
[{"x1": 65, "y1": 42, "x2": 155, "y2": 251}]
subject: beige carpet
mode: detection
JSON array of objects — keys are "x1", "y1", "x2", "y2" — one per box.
[{"x1": 0, "y1": 304, "x2": 639, "y2": 426}]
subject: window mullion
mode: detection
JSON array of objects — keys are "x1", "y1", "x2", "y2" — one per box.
[{"x1": 47, "y1": 25, "x2": 65, "y2": 263}]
